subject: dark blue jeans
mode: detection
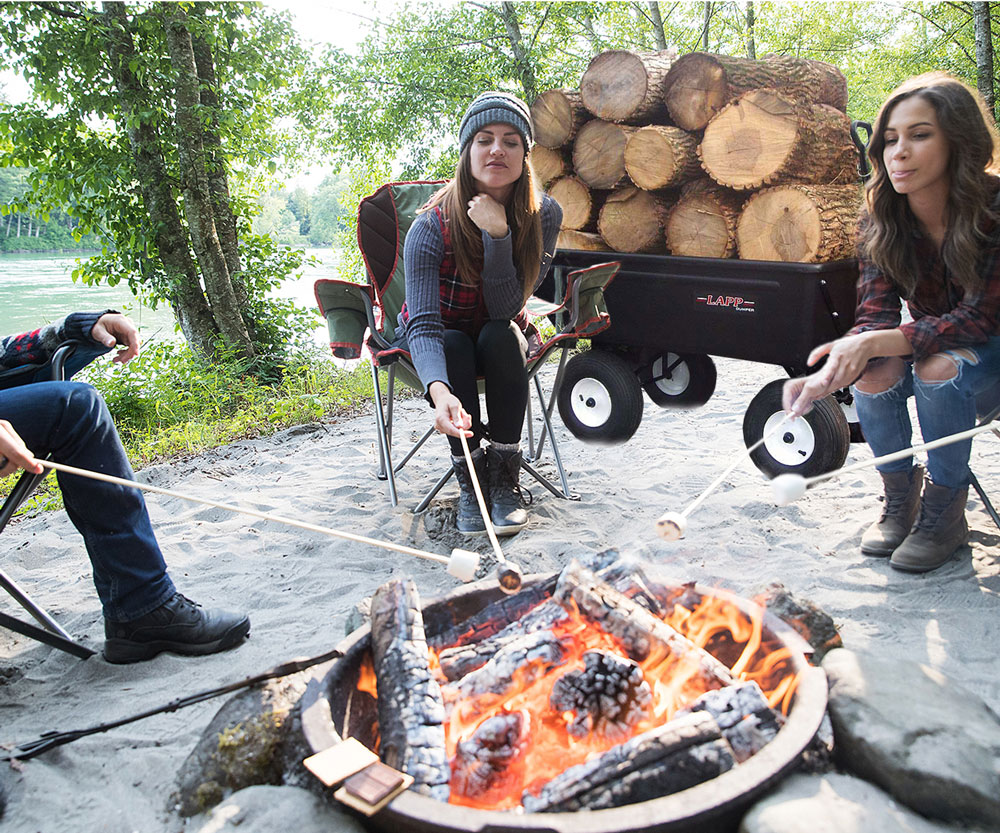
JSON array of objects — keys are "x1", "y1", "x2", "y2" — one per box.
[{"x1": 2, "y1": 378, "x2": 176, "y2": 622}]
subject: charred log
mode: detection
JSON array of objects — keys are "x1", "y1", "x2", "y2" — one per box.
[
  {"x1": 675, "y1": 680, "x2": 783, "y2": 763},
  {"x1": 451, "y1": 711, "x2": 530, "y2": 802}
]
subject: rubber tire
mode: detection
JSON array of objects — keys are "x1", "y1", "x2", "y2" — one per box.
[
  {"x1": 642, "y1": 352, "x2": 717, "y2": 408},
  {"x1": 743, "y1": 379, "x2": 851, "y2": 478},
  {"x1": 557, "y1": 350, "x2": 644, "y2": 444}
]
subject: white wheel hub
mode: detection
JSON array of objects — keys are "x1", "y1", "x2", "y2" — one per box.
[
  {"x1": 652, "y1": 353, "x2": 690, "y2": 396},
  {"x1": 570, "y1": 378, "x2": 613, "y2": 427},
  {"x1": 762, "y1": 411, "x2": 816, "y2": 465}
]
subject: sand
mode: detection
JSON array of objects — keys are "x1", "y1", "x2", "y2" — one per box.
[{"x1": 1, "y1": 356, "x2": 998, "y2": 831}]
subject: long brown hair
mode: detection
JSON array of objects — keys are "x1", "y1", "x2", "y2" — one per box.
[
  {"x1": 862, "y1": 72, "x2": 1000, "y2": 295},
  {"x1": 423, "y1": 142, "x2": 544, "y2": 304}
]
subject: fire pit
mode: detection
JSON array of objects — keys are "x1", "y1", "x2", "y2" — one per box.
[{"x1": 300, "y1": 560, "x2": 827, "y2": 833}]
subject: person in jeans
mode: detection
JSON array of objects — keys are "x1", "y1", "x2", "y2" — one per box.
[
  {"x1": 1, "y1": 310, "x2": 250, "y2": 662},
  {"x1": 784, "y1": 72, "x2": 1000, "y2": 573},
  {"x1": 396, "y1": 91, "x2": 562, "y2": 536}
]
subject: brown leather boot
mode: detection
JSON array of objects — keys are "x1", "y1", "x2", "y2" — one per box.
[
  {"x1": 890, "y1": 481, "x2": 969, "y2": 573},
  {"x1": 860, "y1": 465, "x2": 924, "y2": 557}
]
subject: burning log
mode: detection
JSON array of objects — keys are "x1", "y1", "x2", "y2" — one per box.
[
  {"x1": 521, "y1": 710, "x2": 735, "y2": 812},
  {"x1": 450, "y1": 711, "x2": 529, "y2": 803},
  {"x1": 675, "y1": 680, "x2": 783, "y2": 763},
  {"x1": 549, "y1": 650, "x2": 653, "y2": 743},
  {"x1": 370, "y1": 578, "x2": 450, "y2": 801},
  {"x1": 553, "y1": 561, "x2": 736, "y2": 690}
]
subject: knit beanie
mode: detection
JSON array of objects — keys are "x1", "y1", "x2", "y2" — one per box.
[{"x1": 458, "y1": 91, "x2": 533, "y2": 155}]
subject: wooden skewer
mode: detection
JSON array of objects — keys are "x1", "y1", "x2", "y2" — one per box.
[
  {"x1": 35, "y1": 459, "x2": 452, "y2": 566},
  {"x1": 458, "y1": 432, "x2": 507, "y2": 566}
]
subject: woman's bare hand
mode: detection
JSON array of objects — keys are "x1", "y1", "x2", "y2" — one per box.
[
  {"x1": 91, "y1": 313, "x2": 141, "y2": 365},
  {"x1": 467, "y1": 194, "x2": 508, "y2": 239},
  {"x1": 429, "y1": 382, "x2": 473, "y2": 438},
  {"x1": 0, "y1": 420, "x2": 43, "y2": 478}
]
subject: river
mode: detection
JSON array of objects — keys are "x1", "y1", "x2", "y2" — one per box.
[{"x1": 0, "y1": 248, "x2": 340, "y2": 345}]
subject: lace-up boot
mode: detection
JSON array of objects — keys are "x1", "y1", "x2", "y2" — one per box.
[
  {"x1": 451, "y1": 449, "x2": 488, "y2": 534},
  {"x1": 860, "y1": 465, "x2": 924, "y2": 557},
  {"x1": 486, "y1": 444, "x2": 528, "y2": 536},
  {"x1": 890, "y1": 481, "x2": 969, "y2": 573}
]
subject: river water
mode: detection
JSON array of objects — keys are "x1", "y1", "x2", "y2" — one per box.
[{"x1": 0, "y1": 248, "x2": 340, "y2": 345}]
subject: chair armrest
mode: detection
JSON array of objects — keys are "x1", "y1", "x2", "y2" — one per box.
[
  {"x1": 561, "y1": 261, "x2": 621, "y2": 337},
  {"x1": 314, "y1": 279, "x2": 376, "y2": 360}
]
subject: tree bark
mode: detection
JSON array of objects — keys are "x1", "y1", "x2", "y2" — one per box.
[
  {"x1": 498, "y1": 2, "x2": 538, "y2": 104},
  {"x1": 164, "y1": 5, "x2": 254, "y2": 359},
  {"x1": 580, "y1": 49, "x2": 675, "y2": 123},
  {"x1": 973, "y1": 2, "x2": 996, "y2": 119},
  {"x1": 104, "y1": 1, "x2": 217, "y2": 358},
  {"x1": 531, "y1": 89, "x2": 589, "y2": 148}
]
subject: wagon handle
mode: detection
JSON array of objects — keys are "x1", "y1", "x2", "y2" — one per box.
[{"x1": 851, "y1": 120, "x2": 872, "y2": 182}]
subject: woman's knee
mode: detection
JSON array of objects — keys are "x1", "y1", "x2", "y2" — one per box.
[
  {"x1": 855, "y1": 356, "x2": 907, "y2": 394},
  {"x1": 914, "y1": 350, "x2": 975, "y2": 384}
]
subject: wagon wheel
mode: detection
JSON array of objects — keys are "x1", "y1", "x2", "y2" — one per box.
[
  {"x1": 641, "y1": 352, "x2": 717, "y2": 408},
  {"x1": 557, "y1": 350, "x2": 643, "y2": 444},
  {"x1": 832, "y1": 387, "x2": 865, "y2": 443},
  {"x1": 743, "y1": 379, "x2": 850, "y2": 478}
]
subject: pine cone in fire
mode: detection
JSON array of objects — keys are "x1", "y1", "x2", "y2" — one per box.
[{"x1": 550, "y1": 650, "x2": 653, "y2": 742}]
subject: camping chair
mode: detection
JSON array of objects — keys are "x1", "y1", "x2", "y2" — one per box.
[
  {"x1": 0, "y1": 341, "x2": 97, "y2": 659},
  {"x1": 972, "y1": 383, "x2": 1000, "y2": 531},
  {"x1": 316, "y1": 180, "x2": 620, "y2": 509}
]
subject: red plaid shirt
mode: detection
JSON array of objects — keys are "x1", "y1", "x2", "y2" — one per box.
[{"x1": 848, "y1": 195, "x2": 1000, "y2": 360}]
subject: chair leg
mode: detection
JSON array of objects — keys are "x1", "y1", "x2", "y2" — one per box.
[
  {"x1": 415, "y1": 466, "x2": 455, "y2": 514},
  {"x1": 0, "y1": 566, "x2": 74, "y2": 639},
  {"x1": 394, "y1": 425, "x2": 437, "y2": 473},
  {"x1": 969, "y1": 471, "x2": 1000, "y2": 532},
  {"x1": 0, "y1": 470, "x2": 48, "y2": 535},
  {"x1": 0, "y1": 611, "x2": 95, "y2": 659},
  {"x1": 370, "y1": 363, "x2": 398, "y2": 506}
]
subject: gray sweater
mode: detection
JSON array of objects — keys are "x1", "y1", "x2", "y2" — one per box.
[{"x1": 401, "y1": 193, "x2": 562, "y2": 393}]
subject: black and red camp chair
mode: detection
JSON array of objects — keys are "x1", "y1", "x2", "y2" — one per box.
[{"x1": 315, "y1": 180, "x2": 620, "y2": 509}]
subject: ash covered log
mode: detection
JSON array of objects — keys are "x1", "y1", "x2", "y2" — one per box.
[
  {"x1": 451, "y1": 710, "x2": 529, "y2": 802},
  {"x1": 550, "y1": 650, "x2": 653, "y2": 743},
  {"x1": 581, "y1": 49, "x2": 676, "y2": 123},
  {"x1": 557, "y1": 229, "x2": 611, "y2": 252},
  {"x1": 675, "y1": 680, "x2": 784, "y2": 762},
  {"x1": 572, "y1": 120, "x2": 637, "y2": 189},
  {"x1": 624, "y1": 125, "x2": 701, "y2": 191},
  {"x1": 532, "y1": 144, "x2": 570, "y2": 188},
  {"x1": 531, "y1": 88, "x2": 589, "y2": 148},
  {"x1": 553, "y1": 561, "x2": 736, "y2": 689},
  {"x1": 597, "y1": 185, "x2": 669, "y2": 253},
  {"x1": 370, "y1": 578, "x2": 450, "y2": 801},
  {"x1": 754, "y1": 581, "x2": 842, "y2": 661},
  {"x1": 522, "y1": 710, "x2": 735, "y2": 812},
  {"x1": 665, "y1": 179, "x2": 745, "y2": 258},
  {"x1": 548, "y1": 175, "x2": 602, "y2": 231}
]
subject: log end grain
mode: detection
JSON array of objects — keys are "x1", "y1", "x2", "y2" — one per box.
[
  {"x1": 624, "y1": 125, "x2": 700, "y2": 191},
  {"x1": 531, "y1": 88, "x2": 586, "y2": 149},
  {"x1": 662, "y1": 52, "x2": 729, "y2": 131},
  {"x1": 531, "y1": 144, "x2": 569, "y2": 188},
  {"x1": 572, "y1": 120, "x2": 634, "y2": 190},
  {"x1": 666, "y1": 193, "x2": 739, "y2": 258},
  {"x1": 548, "y1": 175, "x2": 598, "y2": 231},
  {"x1": 581, "y1": 50, "x2": 652, "y2": 122},
  {"x1": 557, "y1": 229, "x2": 612, "y2": 251}
]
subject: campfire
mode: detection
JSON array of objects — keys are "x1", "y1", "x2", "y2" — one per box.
[{"x1": 301, "y1": 554, "x2": 828, "y2": 833}]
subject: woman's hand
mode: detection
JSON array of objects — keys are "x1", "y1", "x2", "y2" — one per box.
[
  {"x1": 429, "y1": 381, "x2": 473, "y2": 438},
  {"x1": 467, "y1": 194, "x2": 508, "y2": 239},
  {"x1": 782, "y1": 334, "x2": 876, "y2": 417},
  {"x1": 91, "y1": 313, "x2": 141, "y2": 365},
  {"x1": 0, "y1": 420, "x2": 43, "y2": 478}
]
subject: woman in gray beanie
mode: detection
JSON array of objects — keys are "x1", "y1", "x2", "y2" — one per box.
[{"x1": 397, "y1": 91, "x2": 562, "y2": 536}]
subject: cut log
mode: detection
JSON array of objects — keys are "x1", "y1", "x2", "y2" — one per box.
[
  {"x1": 548, "y1": 175, "x2": 602, "y2": 231},
  {"x1": 662, "y1": 52, "x2": 848, "y2": 131},
  {"x1": 369, "y1": 578, "x2": 450, "y2": 800},
  {"x1": 531, "y1": 144, "x2": 570, "y2": 188},
  {"x1": 736, "y1": 184, "x2": 861, "y2": 263},
  {"x1": 557, "y1": 229, "x2": 611, "y2": 252},
  {"x1": 521, "y1": 710, "x2": 735, "y2": 812},
  {"x1": 531, "y1": 88, "x2": 589, "y2": 148},
  {"x1": 665, "y1": 179, "x2": 745, "y2": 258},
  {"x1": 581, "y1": 49, "x2": 676, "y2": 123},
  {"x1": 597, "y1": 185, "x2": 669, "y2": 253},
  {"x1": 572, "y1": 119, "x2": 637, "y2": 189},
  {"x1": 700, "y1": 89, "x2": 857, "y2": 191},
  {"x1": 624, "y1": 125, "x2": 701, "y2": 191}
]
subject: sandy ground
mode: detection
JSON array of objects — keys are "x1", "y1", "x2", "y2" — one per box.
[{"x1": 1, "y1": 356, "x2": 998, "y2": 832}]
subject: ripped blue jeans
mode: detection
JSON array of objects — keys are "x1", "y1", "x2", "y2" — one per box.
[{"x1": 852, "y1": 336, "x2": 1000, "y2": 489}]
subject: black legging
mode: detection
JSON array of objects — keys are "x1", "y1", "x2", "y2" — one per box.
[{"x1": 443, "y1": 320, "x2": 528, "y2": 455}]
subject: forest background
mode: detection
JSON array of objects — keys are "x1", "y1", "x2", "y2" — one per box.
[{"x1": 0, "y1": 0, "x2": 997, "y2": 470}]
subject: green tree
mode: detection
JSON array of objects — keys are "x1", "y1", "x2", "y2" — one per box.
[{"x1": 0, "y1": 1, "x2": 324, "y2": 367}]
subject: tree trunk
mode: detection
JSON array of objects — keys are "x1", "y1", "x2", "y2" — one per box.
[
  {"x1": 973, "y1": 2, "x2": 996, "y2": 119},
  {"x1": 557, "y1": 229, "x2": 612, "y2": 251},
  {"x1": 665, "y1": 179, "x2": 744, "y2": 258},
  {"x1": 531, "y1": 89, "x2": 589, "y2": 148},
  {"x1": 700, "y1": 90, "x2": 857, "y2": 190},
  {"x1": 164, "y1": 5, "x2": 254, "y2": 359},
  {"x1": 736, "y1": 184, "x2": 861, "y2": 262},
  {"x1": 497, "y1": 1, "x2": 538, "y2": 104},
  {"x1": 105, "y1": 2, "x2": 218, "y2": 358},
  {"x1": 746, "y1": 1, "x2": 756, "y2": 59},
  {"x1": 702, "y1": 2, "x2": 712, "y2": 49},
  {"x1": 624, "y1": 125, "x2": 701, "y2": 190},
  {"x1": 572, "y1": 120, "x2": 637, "y2": 189},
  {"x1": 598, "y1": 185, "x2": 669, "y2": 253},
  {"x1": 580, "y1": 49, "x2": 675, "y2": 123},
  {"x1": 531, "y1": 144, "x2": 570, "y2": 186},
  {"x1": 548, "y1": 175, "x2": 602, "y2": 230},
  {"x1": 663, "y1": 52, "x2": 848, "y2": 130},
  {"x1": 648, "y1": 2, "x2": 667, "y2": 49}
]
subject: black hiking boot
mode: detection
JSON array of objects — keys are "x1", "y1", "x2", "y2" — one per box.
[
  {"x1": 452, "y1": 449, "x2": 488, "y2": 535},
  {"x1": 486, "y1": 444, "x2": 528, "y2": 536}
]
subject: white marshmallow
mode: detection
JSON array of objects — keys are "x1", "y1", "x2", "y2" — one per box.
[
  {"x1": 447, "y1": 548, "x2": 479, "y2": 582},
  {"x1": 771, "y1": 473, "x2": 808, "y2": 506},
  {"x1": 656, "y1": 511, "x2": 687, "y2": 541}
]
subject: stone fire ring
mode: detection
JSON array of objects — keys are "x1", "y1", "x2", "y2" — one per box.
[{"x1": 300, "y1": 573, "x2": 829, "y2": 833}]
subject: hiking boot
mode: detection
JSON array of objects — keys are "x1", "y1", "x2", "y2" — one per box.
[
  {"x1": 103, "y1": 593, "x2": 250, "y2": 664},
  {"x1": 486, "y1": 444, "x2": 528, "y2": 536},
  {"x1": 452, "y1": 449, "x2": 488, "y2": 535},
  {"x1": 890, "y1": 481, "x2": 969, "y2": 573},
  {"x1": 860, "y1": 465, "x2": 924, "y2": 557}
]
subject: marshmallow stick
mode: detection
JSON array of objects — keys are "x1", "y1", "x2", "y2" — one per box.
[
  {"x1": 458, "y1": 432, "x2": 507, "y2": 566},
  {"x1": 656, "y1": 413, "x2": 793, "y2": 540},
  {"x1": 33, "y1": 458, "x2": 477, "y2": 574}
]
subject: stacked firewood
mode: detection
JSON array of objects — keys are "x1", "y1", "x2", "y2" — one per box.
[{"x1": 532, "y1": 50, "x2": 863, "y2": 262}]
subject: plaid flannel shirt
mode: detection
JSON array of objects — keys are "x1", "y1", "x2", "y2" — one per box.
[{"x1": 848, "y1": 201, "x2": 1000, "y2": 360}]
